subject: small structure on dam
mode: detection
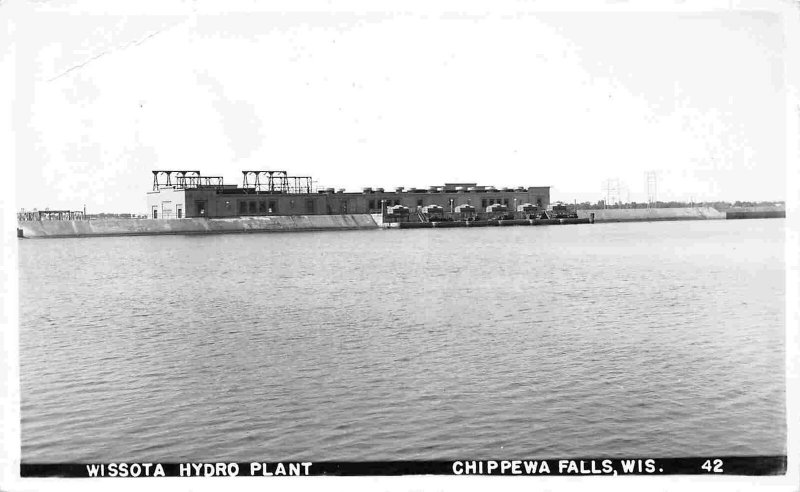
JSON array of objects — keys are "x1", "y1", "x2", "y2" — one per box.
[{"x1": 147, "y1": 169, "x2": 551, "y2": 221}]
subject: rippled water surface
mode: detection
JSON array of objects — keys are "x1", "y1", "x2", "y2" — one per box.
[{"x1": 19, "y1": 220, "x2": 786, "y2": 461}]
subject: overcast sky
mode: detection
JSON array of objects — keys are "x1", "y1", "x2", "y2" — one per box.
[{"x1": 12, "y1": 1, "x2": 789, "y2": 213}]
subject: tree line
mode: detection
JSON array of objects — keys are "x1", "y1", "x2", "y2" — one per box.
[{"x1": 570, "y1": 200, "x2": 784, "y2": 211}]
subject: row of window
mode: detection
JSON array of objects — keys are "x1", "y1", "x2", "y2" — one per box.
[
  {"x1": 234, "y1": 199, "x2": 319, "y2": 215},
  {"x1": 368, "y1": 199, "x2": 403, "y2": 209},
  {"x1": 367, "y1": 198, "x2": 543, "y2": 210},
  {"x1": 239, "y1": 200, "x2": 276, "y2": 214},
  {"x1": 482, "y1": 198, "x2": 510, "y2": 208}
]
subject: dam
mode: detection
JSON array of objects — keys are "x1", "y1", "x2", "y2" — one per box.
[
  {"x1": 18, "y1": 169, "x2": 579, "y2": 238},
  {"x1": 16, "y1": 169, "x2": 783, "y2": 238}
]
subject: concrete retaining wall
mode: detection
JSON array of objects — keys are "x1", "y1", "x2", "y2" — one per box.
[
  {"x1": 726, "y1": 210, "x2": 785, "y2": 219},
  {"x1": 18, "y1": 214, "x2": 379, "y2": 238},
  {"x1": 576, "y1": 207, "x2": 725, "y2": 222}
]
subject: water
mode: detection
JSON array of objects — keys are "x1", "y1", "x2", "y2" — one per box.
[{"x1": 18, "y1": 219, "x2": 786, "y2": 462}]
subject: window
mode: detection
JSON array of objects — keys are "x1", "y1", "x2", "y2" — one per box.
[
  {"x1": 248, "y1": 201, "x2": 257, "y2": 214},
  {"x1": 259, "y1": 200, "x2": 267, "y2": 213},
  {"x1": 269, "y1": 201, "x2": 277, "y2": 213},
  {"x1": 239, "y1": 201, "x2": 247, "y2": 214}
]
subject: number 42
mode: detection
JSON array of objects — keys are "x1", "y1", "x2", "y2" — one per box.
[{"x1": 702, "y1": 459, "x2": 723, "y2": 473}]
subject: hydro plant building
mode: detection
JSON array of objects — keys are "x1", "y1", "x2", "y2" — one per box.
[{"x1": 146, "y1": 170, "x2": 551, "y2": 220}]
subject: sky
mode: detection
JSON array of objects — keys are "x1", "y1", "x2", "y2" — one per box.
[{"x1": 12, "y1": 1, "x2": 790, "y2": 213}]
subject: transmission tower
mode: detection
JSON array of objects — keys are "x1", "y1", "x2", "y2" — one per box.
[
  {"x1": 603, "y1": 178, "x2": 621, "y2": 209},
  {"x1": 645, "y1": 171, "x2": 658, "y2": 208}
]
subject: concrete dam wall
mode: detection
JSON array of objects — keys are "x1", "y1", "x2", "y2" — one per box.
[
  {"x1": 18, "y1": 214, "x2": 379, "y2": 238},
  {"x1": 725, "y1": 207, "x2": 786, "y2": 220},
  {"x1": 576, "y1": 207, "x2": 725, "y2": 223}
]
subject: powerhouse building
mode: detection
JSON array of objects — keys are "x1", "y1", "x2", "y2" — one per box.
[{"x1": 146, "y1": 170, "x2": 551, "y2": 219}]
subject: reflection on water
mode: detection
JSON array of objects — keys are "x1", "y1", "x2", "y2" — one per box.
[{"x1": 19, "y1": 219, "x2": 785, "y2": 461}]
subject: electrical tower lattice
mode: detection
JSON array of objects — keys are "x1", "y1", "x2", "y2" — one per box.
[{"x1": 645, "y1": 171, "x2": 658, "y2": 208}]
